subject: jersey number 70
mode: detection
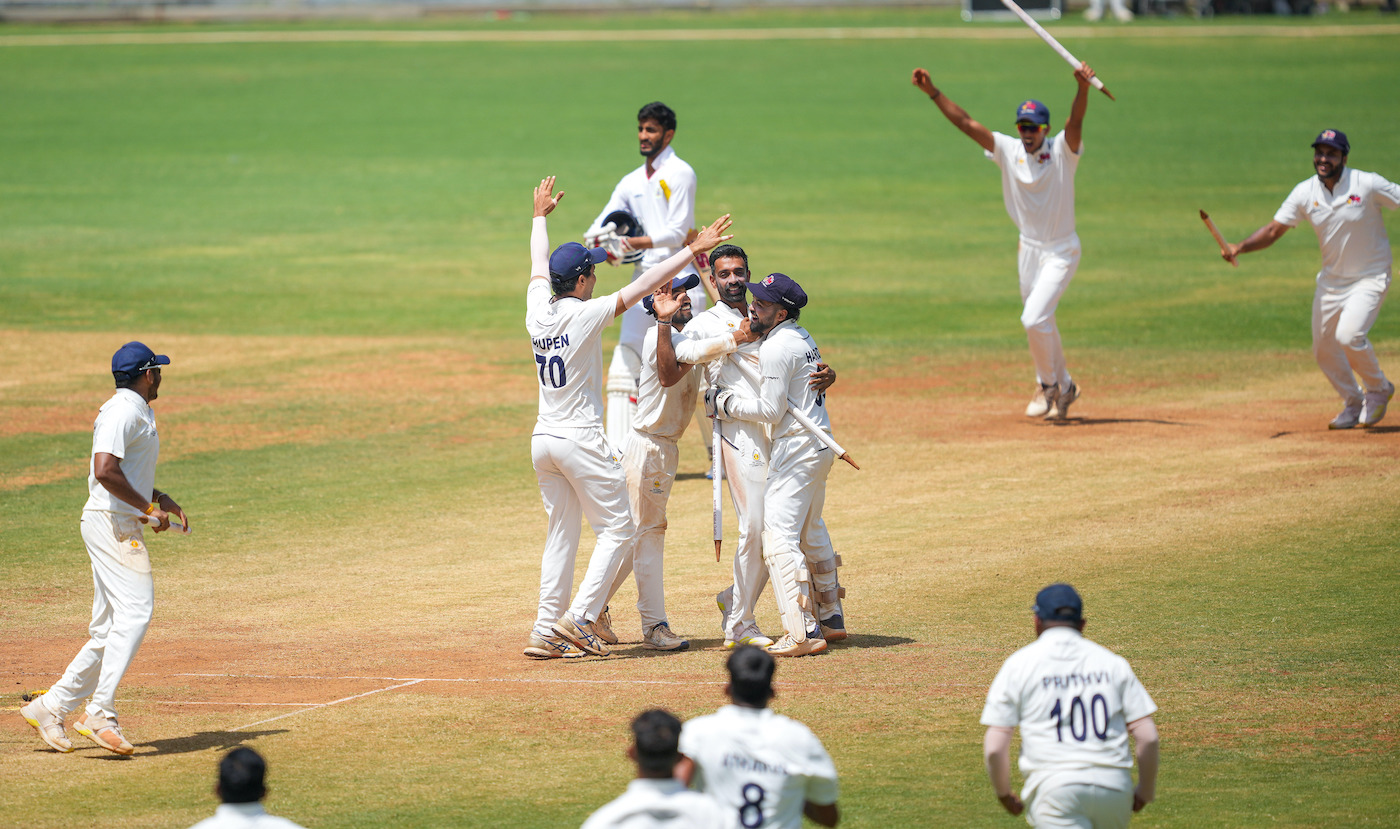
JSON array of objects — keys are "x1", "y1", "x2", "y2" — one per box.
[{"x1": 536, "y1": 354, "x2": 566, "y2": 388}]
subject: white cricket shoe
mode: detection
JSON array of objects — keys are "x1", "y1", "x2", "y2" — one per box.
[
  {"x1": 1329, "y1": 401, "x2": 1363, "y2": 430},
  {"x1": 20, "y1": 695, "x2": 72, "y2": 753},
  {"x1": 1362, "y1": 381, "x2": 1395, "y2": 427},
  {"x1": 74, "y1": 711, "x2": 134, "y2": 756},
  {"x1": 715, "y1": 587, "x2": 733, "y2": 634},
  {"x1": 642, "y1": 622, "x2": 690, "y2": 652},
  {"x1": 1112, "y1": 6, "x2": 1134, "y2": 21},
  {"x1": 1046, "y1": 382, "x2": 1080, "y2": 421},
  {"x1": 766, "y1": 634, "x2": 828, "y2": 658},
  {"x1": 724, "y1": 622, "x2": 775, "y2": 649},
  {"x1": 1025, "y1": 385, "x2": 1052, "y2": 417},
  {"x1": 524, "y1": 633, "x2": 586, "y2": 659},
  {"x1": 551, "y1": 615, "x2": 611, "y2": 657},
  {"x1": 593, "y1": 606, "x2": 620, "y2": 645}
]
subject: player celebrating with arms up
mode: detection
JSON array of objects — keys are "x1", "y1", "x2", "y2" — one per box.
[
  {"x1": 523, "y1": 176, "x2": 732, "y2": 660},
  {"x1": 912, "y1": 62, "x2": 1098, "y2": 421},
  {"x1": 1222, "y1": 130, "x2": 1400, "y2": 430}
]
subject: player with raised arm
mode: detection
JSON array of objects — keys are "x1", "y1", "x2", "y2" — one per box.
[
  {"x1": 982, "y1": 584, "x2": 1160, "y2": 828},
  {"x1": 523, "y1": 176, "x2": 731, "y2": 660},
  {"x1": 708, "y1": 274, "x2": 845, "y2": 657},
  {"x1": 679, "y1": 646, "x2": 840, "y2": 829},
  {"x1": 912, "y1": 62, "x2": 1097, "y2": 421},
  {"x1": 1222, "y1": 130, "x2": 1399, "y2": 430}
]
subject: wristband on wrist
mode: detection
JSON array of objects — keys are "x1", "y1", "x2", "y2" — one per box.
[
  {"x1": 145, "y1": 502, "x2": 157, "y2": 515},
  {"x1": 657, "y1": 319, "x2": 673, "y2": 326}
]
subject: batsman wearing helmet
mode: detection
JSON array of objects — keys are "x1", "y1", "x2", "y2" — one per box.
[{"x1": 584, "y1": 102, "x2": 708, "y2": 451}]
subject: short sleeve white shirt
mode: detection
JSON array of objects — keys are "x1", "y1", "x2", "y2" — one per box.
[
  {"x1": 679, "y1": 705, "x2": 839, "y2": 829},
  {"x1": 187, "y1": 802, "x2": 306, "y2": 829},
  {"x1": 981, "y1": 626, "x2": 1157, "y2": 802},
  {"x1": 726, "y1": 321, "x2": 830, "y2": 442},
  {"x1": 84, "y1": 388, "x2": 159, "y2": 516},
  {"x1": 986, "y1": 131, "x2": 1081, "y2": 245},
  {"x1": 634, "y1": 322, "x2": 740, "y2": 442},
  {"x1": 527, "y1": 280, "x2": 618, "y2": 431},
  {"x1": 1273, "y1": 167, "x2": 1400, "y2": 278},
  {"x1": 580, "y1": 778, "x2": 734, "y2": 829},
  {"x1": 685, "y1": 304, "x2": 762, "y2": 394}
]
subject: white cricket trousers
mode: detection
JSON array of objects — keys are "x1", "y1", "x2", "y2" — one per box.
[
  {"x1": 1019, "y1": 234, "x2": 1081, "y2": 390},
  {"x1": 604, "y1": 430, "x2": 679, "y2": 630},
  {"x1": 718, "y1": 420, "x2": 770, "y2": 639},
  {"x1": 531, "y1": 428, "x2": 635, "y2": 638},
  {"x1": 43, "y1": 511, "x2": 154, "y2": 720},
  {"x1": 764, "y1": 435, "x2": 836, "y2": 637},
  {"x1": 1027, "y1": 782, "x2": 1132, "y2": 829},
  {"x1": 1313, "y1": 271, "x2": 1391, "y2": 405}
]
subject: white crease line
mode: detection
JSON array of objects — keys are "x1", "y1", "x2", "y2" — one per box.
[
  {"x1": 232, "y1": 678, "x2": 425, "y2": 730},
  {"x1": 1, "y1": 24, "x2": 1397, "y2": 48}
]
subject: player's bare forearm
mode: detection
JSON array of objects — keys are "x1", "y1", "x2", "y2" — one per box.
[
  {"x1": 983, "y1": 726, "x2": 1022, "y2": 814},
  {"x1": 1128, "y1": 715, "x2": 1160, "y2": 810},
  {"x1": 912, "y1": 68, "x2": 995, "y2": 153},
  {"x1": 804, "y1": 801, "x2": 839, "y2": 827},
  {"x1": 529, "y1": 176, "x2": 562, "y2": 281},
  {"x1": 1231, "y1": 221, "x2": 1290, "y2": 258},
  {"x1": 1065, "y1": 63, "x2": 1093, "y2": 154},
  {"x1": 94, "y1": 452, "x2": 171, "y2": 529},
  {"x1": 654, "y1": 319, "x2": 689, "y2": 389}
]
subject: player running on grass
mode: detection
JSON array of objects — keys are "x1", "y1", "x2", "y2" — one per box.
[
  {"x1": 1222, "y1": 129, "x2": 1400, "y2": 430},
  {"x1": 912, "y1": 62, "x2": 1098, "y2": 421},
  {"x1": 523, "y1": 175, "x2": 732, "y2": 660}
]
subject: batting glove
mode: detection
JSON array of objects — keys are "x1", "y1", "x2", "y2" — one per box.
[{"x1": 704, "y1": 388, "x2": 735, "y2": 420}]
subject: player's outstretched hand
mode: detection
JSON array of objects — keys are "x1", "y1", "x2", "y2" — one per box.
[
  {"x1": 533, "y1": 176, "x2": 565, "y2": 218},
  {"x1": 651, "y1": 283, "x2": 682, "y2": 321},
  {"x1": 690, "y1": 215, "x2": 733, "y2": 257},
  {"x1": 161, "y1": 495, "x2": 190, "y2": 533},
  {"x1": 912, "y1": 68, "x2": 939, "y2": 98},
  {"x1": 998, "y1": 793, "x2": 1024, "y2": 816},
  {"x1": 809, "y1": 361, "x2": 836, "y2": 392},
  {"x1": 1074, "y1": 61, "x2": 1096, "y2": 88}
]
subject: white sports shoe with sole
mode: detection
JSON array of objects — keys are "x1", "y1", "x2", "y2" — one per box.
[
  {"x1": 74, "y1": 711, "x2": 134, "y2": 756},
  {"x1": 593, "y1": 606, "x2": 620, "y2": 645},
  {"x1": 1330, "y1": 401, "x2": 1363, "y2": 430},
  {"x1": 20, "y1": 695, "x2": 72, "y2": 753},
  {"x1": 524, "y1": 633, "x2": 586, "y2": 659},
  {"x1": 552, "y1": 615, "x2": 611, "y2": 657},
  {"x1": 642, "y1": 622, "x2": 689, "y2": 652},
  {"x1": 765, "y1": 634, "x2": 828, "y2": 658},
  {"x1": 1025, "y1": 386, "x2": 1052, "y2": 417},
  {"x1": 1362, "y1": 381, "x2": 1395, "y2": 427},
  {"x1": 724, "y1": 622, "x2": 775, "y2": 649}
]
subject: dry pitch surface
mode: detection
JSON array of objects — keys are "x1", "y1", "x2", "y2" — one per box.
[{"x1": 3, "y1": 328, "x2": 1398, "y2": 826}]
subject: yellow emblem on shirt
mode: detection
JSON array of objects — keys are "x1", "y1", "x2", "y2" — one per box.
[{"x1": 659, "y1": 179, "x2": 672, "y2": 201}]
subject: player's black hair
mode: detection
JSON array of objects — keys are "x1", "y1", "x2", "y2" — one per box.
[
  {"x1": 218, "y1": 747, "x2": 267, "y2": 804},
  {"x1": 550, "y1": 265, "x2": 594, "y2": 297},
  {"x1": 637, "y1": 101, "x2": 677, "y2": 133},
  {"x1": 113, "y1": 368, "x2": 155, "y2": 389},
  {"x1": 631, "y1": 709, "x2": 683, "y2": 774},
  {"x1": 708, "y1": 244, "x2": 749, "y2": 274},
  {"x1": 783, "y1": 306, "x2": 801, "y2": 322},
  {"x1": 726, "y1": 646, "x2": 776, "y2": 708}
]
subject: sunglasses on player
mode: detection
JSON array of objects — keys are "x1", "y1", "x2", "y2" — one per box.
[{"x1": 1016, "y1": 122, "x2": 1044, "y2": 132}]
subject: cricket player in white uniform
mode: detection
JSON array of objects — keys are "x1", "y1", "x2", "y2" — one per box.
[
  {"x1": 524, "y1": 175, "x2": 732, "y2": 660},
  {"x1": 682, "y1": 247, "x2": 835, "y2": 649},
  {"x1": 582, "y1": 709, "x2": 733, "y2": 829},
  {"x1": 679, "y1": 646, "x2": 840, "y2": 829},
  {"x1": 20, "y1": 341, "x2": 190, "y2": 756},
  {"x1": 981, "y1": 584, "x2": 1160, "y2": 828},
  {"x1": 189, "y1": 748, "x2": 308, "y2": 829},
  {"x1": 1223, "y1": 129, "x2": 1400, "y2": 430},
  {"x1": 912, "y1": 63, "x2": 1099, "y2": 421},
  {"x1": 709, "y1": 274, "x2": 846, "y2": 658},
  {"x1": 584, "y1": 101, "x2": 707, "y2": 450},
  {"x1": 592, "y1": 274, "x2": 756, "y2": 652}
]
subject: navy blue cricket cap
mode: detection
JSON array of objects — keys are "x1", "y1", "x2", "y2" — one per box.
[
  {"x1": 1033, "y1": 583, "x2": 1083, "y2": 623},
  {"x1": 111, "y1": 341, "x2": 170, "y2": 376},
  {"x1": 1312, "y1": 129, "x2": 1349, "y2": 155},
  {"x1": 642, "y1": 273, "x2": 701, "y2": 317},
  {"x1": 548, "y1": 242, "x2": 609, "y2": 283},
  {"x1": 1015, "y1": 99, "x2": 1050, "y2": 127},
  {"x1": 747, "y1": 273, "x2": 807, "y2": 310}
]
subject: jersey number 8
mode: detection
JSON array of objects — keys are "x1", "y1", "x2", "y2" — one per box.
[
  {"x1": 536, "y1": 354, "x2": 567, "y2": 388},
  {"x1": 739, "y1": 782, "x2": 766, "y2": 828}
]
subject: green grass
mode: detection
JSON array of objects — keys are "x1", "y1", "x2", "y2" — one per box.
[{"x1": 2, "y1": 9, "x2": 1400, "y2": 828}]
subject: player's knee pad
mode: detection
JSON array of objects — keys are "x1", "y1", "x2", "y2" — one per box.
[
  {"x1": 763, "y1": 531, "x2": 812, "y2": 642},
  {"x1": 806, "y1": 552, "x2": 846, "y2": 615},
  {"x1": 608, "y1": 343, "x2": 643, "y2": 389}
]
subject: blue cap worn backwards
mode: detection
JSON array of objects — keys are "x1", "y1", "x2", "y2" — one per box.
[
  {"x1": 549, "y1": 242, "x2": 609, "y2": 283},
  {"x1": 111, "y1": 341, "x2": 170, "y2": 377},
  {"x1": 747, "y1": 273, "x2": 807, "y2": 310},
  {"x1": 1033, "y1": 583, "x2": 1083, "y2": 623},
  {"x1": 642, "y1": 273, "x2": 701, "y2": 317},
  {"x1": 1015, "y1": 100, "x2": 1050, "y2": 127}
]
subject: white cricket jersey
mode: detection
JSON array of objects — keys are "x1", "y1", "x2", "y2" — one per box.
[
  {"x1": 527, "y1": 280, "x2": 618, "y2": 431},
  {"x1": 84, "y1": 388, "x2": 159, "y2": 516},
  {"x1": 726, "y1": 321, "x2": 830, "y2": 442},
  {"x1": 635, "y1": 323, "x2": 740, "y2": 443},
  {"x1": 580, "y1": 778, "x2": 734, "y2": 829},
  {"x1": 187, "y1": 802, "x2": 307, "y2": 829},
  {"x1": 685, "y1": 303, "x2": 762, "y2": 393},
  {"x1": 986, "y1": 131, "x2": 1081, "y2": 245},
  {"x1": 1274, "y1": 167, "x2": 1400, "y2": 279},
  {"x1": 588, "y1": 146, "x2": 700, "y2": 357},
  {"x1": 981, "y1": 626, "x2": 1157, "y2": 802},
  {"x1": 680, "y1": 705, "x2": 839, "y2": 829}
]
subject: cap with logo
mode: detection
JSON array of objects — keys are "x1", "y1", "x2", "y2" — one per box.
[
  {"x1": 746, "y1": 273, "x2": 808, "y2": 310},
  {"x1": 1015, "y1": 100, "x2": 1050, "y2": 127},
  {"x1": 1032, "y1": 583, "x2": 1083, "y2": 623},
  {"x1": 1312, "y1": 129, "x2": 1349, "y2": 155},
  {"x1": 549, "y1": 242, "x2": 610, "y2": 283},
  {"x1": 111, "y1": 341, "x2": 170, "y2": 378},
  {"x1": 642, "y1": 273, "x2": 701, "y2": 316}
]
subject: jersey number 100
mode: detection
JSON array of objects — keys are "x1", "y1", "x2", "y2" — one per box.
[
  {"x1": 535, "y1": 354, "x2": 566, "y2": 388},
  {"x1": 1050, "y1": 694, "x2": 1110, "y2": 742}
]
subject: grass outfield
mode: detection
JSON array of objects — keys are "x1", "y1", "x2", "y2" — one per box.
[{"x1": 2, "y1": 9, "x2": 1399, "y2": 827}]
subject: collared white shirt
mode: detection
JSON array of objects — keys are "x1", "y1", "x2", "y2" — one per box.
[
  {"x1": 634, "y1": 323, "x2": 739, "y2": 443},
  {"x1": 725, "y1": 320, "x2": 830, "y2": 443},
  {"x1": 1275, "y1": 166, "x2": 1400, "y2": 279},
  {"x1": 684, "y1": 303, "x2": 762, "y2": 393},
  {"x1": 187, "y1": 802, "x2": 306, "y2": 829},
  {"x1": 527, "y1": 280, "x2": 619, "y2": 432},
  {"x1": 679, "y1": 705, "x2": 838, "y2": 829},
  {"x1": 85, "y1": 388, "x2": 159, "y2": 516},
  {"x1": 986, "y1": 131, "x2": 1081, "y2": 245},
  {"x1": 981, "y1": 626, "x2": 1157, "y2": 803},
  {"x1": 580, "y1": 778, "x2": 734, "y2": 829}
]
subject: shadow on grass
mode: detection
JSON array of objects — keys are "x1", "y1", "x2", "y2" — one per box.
[
  {"x1": 1041, "y1": 417, "x2": 1189, "y2": 427},
  {"x1": 130, "y1": 728, "x2": 289, "y2": 757},
  {"x1": 833, "y1": 634, "x2": 914, "y2": 649}
]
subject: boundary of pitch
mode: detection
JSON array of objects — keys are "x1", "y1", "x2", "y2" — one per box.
[{"x1": 1, "y1": 23, "x2": 1398, "y2": 47}]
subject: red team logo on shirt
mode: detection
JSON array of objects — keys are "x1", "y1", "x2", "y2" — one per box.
[
  {"x1": 1348, "y1": 195, "x2": 1362, "y2": 205},
  {"x1": 1037, "y1": 152, "x2": 1051, "y2": 164}
]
